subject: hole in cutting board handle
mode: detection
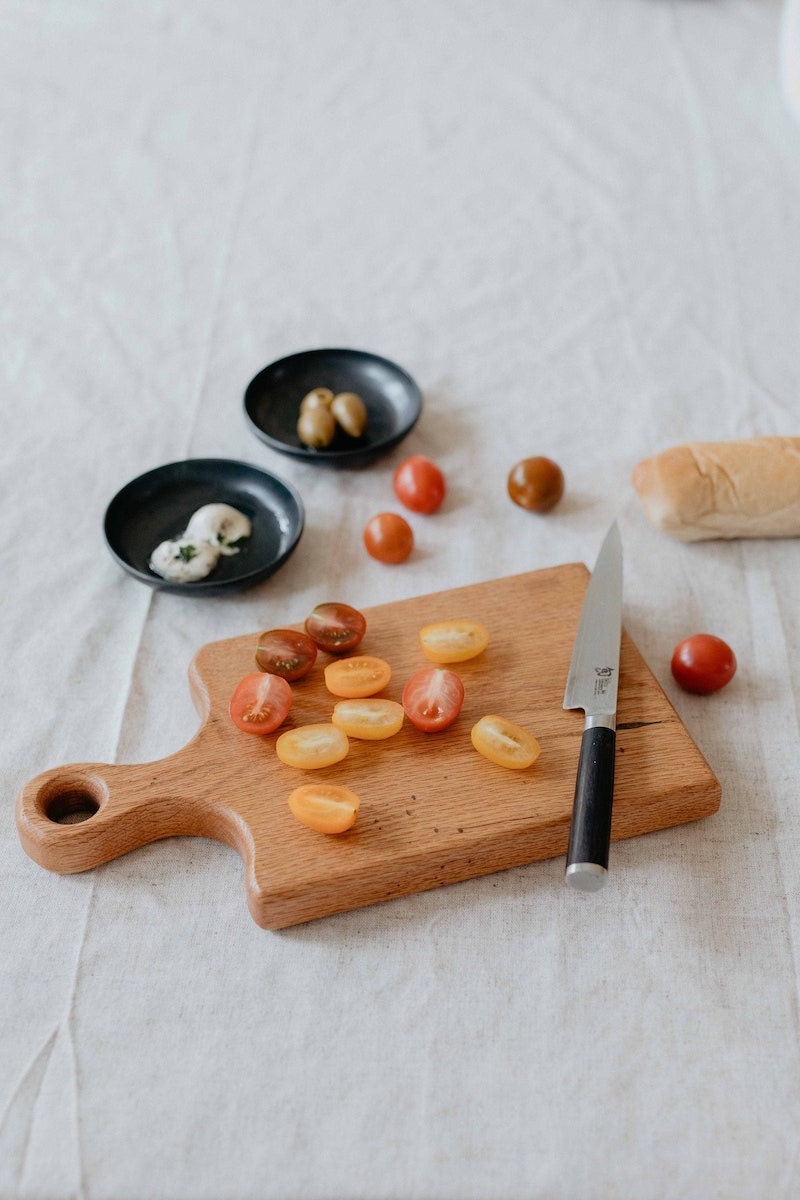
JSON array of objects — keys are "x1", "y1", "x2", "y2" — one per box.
[{"x1": 37, "y1": 774, "x2": 107, "y2": 826}]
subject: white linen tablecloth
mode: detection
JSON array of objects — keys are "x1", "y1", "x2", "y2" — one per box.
[{"x1": 2, "y1": 2, "x2": 800, "y2": 1197}]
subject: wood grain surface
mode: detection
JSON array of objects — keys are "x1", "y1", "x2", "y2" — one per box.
[{"x1": 16, "y1": 565, "x2": 721, "y2": 928}]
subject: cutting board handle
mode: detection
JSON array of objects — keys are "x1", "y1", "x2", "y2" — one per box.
[{"x1": 15, "y1": 739, "x2": 252, "y2": 876}]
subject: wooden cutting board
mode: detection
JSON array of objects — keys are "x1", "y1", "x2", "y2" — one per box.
[{"x1": 16, "y1": 565, "x2": 721, "y2": 928}]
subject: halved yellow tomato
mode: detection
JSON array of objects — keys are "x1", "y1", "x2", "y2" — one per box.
[
  {"x1": 470, "y1": 715, "x2": 540, "y2": 769},
  {"x1": 288, "y1": 783, "x2": 360, "y2": 834},
  {"x1": 324, "y1": 655, "x2": 392, "y2": 698},
  {"x1": 331, "y1": 698, "x2": 405, "y2": 740},
  {"x1": 419, "y1": 619, "x2": 489, "y2": 664},
  {"x1": 275, "y1": 723, "x2": 349, "y2": 769}
]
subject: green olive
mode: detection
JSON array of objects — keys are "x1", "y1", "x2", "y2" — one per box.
[
  {"x1": 297, "y1": 406, "x2": 336, "y2": 448},
  {"x1": 331, "y1": 391, "x2": 368, "y2": 438},
  {"x1": 300, "y1": 387, "x2": 335, "y2": 414}
]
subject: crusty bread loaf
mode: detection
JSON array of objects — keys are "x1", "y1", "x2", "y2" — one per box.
[{"x1": 632, "y1": 437, "x2": 800, "y2": 541}]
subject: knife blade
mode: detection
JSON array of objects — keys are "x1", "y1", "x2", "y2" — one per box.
[{"x1": 563, "y1": 521, "x2": 623, "y2": 892}]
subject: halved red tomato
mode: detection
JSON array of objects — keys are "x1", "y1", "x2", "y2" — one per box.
[
  {"x1": 255, "y1": 628, "x2": 317, "y2": 680},
  {"x1": 401, "y1": 668, "x2": 464, "y2": 732},
  {"x1": 305, "y1": 603, "x2": 367, "y2": 654},
  {"x1": 229, "y1": 673, "x2": 292, "y2": 734}
]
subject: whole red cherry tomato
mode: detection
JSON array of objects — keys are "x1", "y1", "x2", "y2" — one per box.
[
  {"x1": 363, "y1": 513, "x2": 414, "y2": 564},
  {"x1": 671, "y1": 634, "x2": 737, "y2": 694},
  {"x1": 305, "y1": 603, "x2": 366, "y2": 654},
  {"x1": 393, "y1": 455, "x2": 446, "y2": 514},
  {"x1": 402, "y1": 667, "x2": 465, "y2": 732},
  {"x1": 229, "y1": 673, "x2": 293, "y2": 734}
]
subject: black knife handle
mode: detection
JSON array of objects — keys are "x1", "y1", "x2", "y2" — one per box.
[{"x1": 565, "y1": 724, "x2": 616, "y2": 891}]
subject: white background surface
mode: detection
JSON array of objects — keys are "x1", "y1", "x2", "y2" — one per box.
[{"x1": 3, "y1": 2, "x2": 800, "y2": 1197}]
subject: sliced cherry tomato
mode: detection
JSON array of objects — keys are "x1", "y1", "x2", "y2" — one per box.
[
  {"x1": 419, "y1": 619, "x2": 489, "y2": 664},
  {"x1": 229, "y1": 673, "x2": 292, "y2": 735},
  {"x1": 288, "y1": 783, "x2": 360, "y2": 834},
  {"x1": 255, "y1": 628, "x2": 317, "y2": 680},
  {"x1": 470, "y1": 715, "x2": 541, "y2": 769},
  {"x1": 363, "y1": 513, "x2": 414, "y2": 564},
  {"x1": 401, "y1": 667, "x2": 464, "y2": 732},
  {"x1": 305, "y1": 602, "x2": 366, "y2": 654},
  {"x1": 331, "y1": 698, "x2": 405, "y2": 740},
  {"x1": 275, "y1": 723, "x2": 350, "y2": 769},
  {"x1": 393, "y1": 455, "x2": 446, "y2": 514},
  {"x1": 324, "y1": 656, "x2": 392, "y2": 698},
  {"x1": 671, "y1": 634, "x2": 737, "y2": 694}
]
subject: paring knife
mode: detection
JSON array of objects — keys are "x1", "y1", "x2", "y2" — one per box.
[{"x1": 563, "y1": 522, "x2": 623, "y2": 892}]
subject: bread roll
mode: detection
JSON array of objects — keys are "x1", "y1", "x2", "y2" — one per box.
[{"x1": 632, "y1": 437, "x2": 800, "y2": 541}]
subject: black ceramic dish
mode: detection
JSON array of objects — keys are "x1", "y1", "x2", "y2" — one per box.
[
  {"x1": 103, "y1": 459, "x2": 304, "y2": 596},
  {"x1": 243, "y1": 348, "x2": 422, "y2": 466}
]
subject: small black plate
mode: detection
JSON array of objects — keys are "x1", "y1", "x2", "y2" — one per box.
[
  {"x1": 103, "y1": 459, "x2": 304, "y2": 596},
  {"x1": 243, "y1": 347, "x2": 423, "y2": 466}
]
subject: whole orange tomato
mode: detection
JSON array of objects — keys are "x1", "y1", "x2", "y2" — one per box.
[{"x1": 363, "y1": 513, "x2": 414, "y2": 564}]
